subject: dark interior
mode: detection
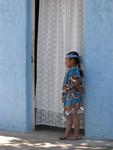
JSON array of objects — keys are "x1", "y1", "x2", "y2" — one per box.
[{"x1": 34, "y1": 0, "x2": 39, "y2": 94}]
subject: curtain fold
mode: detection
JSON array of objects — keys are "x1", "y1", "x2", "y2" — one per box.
[{"x1": 36, "y1": 0, "x2": 84, "y2": 128}]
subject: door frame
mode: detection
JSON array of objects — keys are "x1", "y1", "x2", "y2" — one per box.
[{"x1": 32, "y1": 0, "x2": 36, "y2": 129}]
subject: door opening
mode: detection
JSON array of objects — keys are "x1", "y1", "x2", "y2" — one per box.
[{"x1": 33, "y1": 0, "x2": 85, "y2": 132}]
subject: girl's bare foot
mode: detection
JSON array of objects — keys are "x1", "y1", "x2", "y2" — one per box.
[
  {"x1": 59, "y1": 135, "x2": 70, "y2": 140},
  {"x1": 68, "y1": 134, "x2": 81, "y2": 140},
  {"x1": 59, "y1": 136, "x2": 68, "y2": 140}
]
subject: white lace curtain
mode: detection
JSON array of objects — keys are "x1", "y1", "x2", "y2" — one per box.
[{"x1": 36, "y1": 0, "x2": 84, "y2": 127}]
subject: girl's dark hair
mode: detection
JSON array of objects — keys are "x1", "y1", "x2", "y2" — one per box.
[{"x1": 66, "y1": 51, "x2": 84, "y2": 78}]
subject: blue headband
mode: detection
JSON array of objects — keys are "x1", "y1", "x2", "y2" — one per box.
[{"x1": 66, "y1": 54, "x2": 79, "y2": 58}]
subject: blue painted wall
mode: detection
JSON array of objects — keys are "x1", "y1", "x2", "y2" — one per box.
[
  {"x1": 85, "y1": 0, "x2": 113, "y2": 139},
  {"x1": 0, "y1": 0, "x2": 32, "y2": 131}
]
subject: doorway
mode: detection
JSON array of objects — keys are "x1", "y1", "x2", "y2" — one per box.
[{"x1": 33, "y1": 0, "x2": 84, "y2": 129}]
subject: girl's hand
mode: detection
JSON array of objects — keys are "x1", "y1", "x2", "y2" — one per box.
[
  {"x1": 62, "y1": 97, "x2": 64, "y2": 103},
  {"x1": 63, "y1": 85, "x2": 69, "y2": 92},
  {"x1": 71, "y1": 77, "x2": 79, "y2": 85}
]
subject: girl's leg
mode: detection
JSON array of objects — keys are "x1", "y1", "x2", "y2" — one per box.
[
  {"x1": 64, "y1": 115, "x2": 73, "y2": 137},
  {"x1": 73, "y1": 112, "x2": 81, "y2": 137},
  {"x1": 59, "y1": 115, "x2": 73, "y2": 140},
  {"x1": 68, "y1": 108, "x2": 81, "y2": 140}
]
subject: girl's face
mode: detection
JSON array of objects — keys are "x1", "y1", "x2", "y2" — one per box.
[{"x1": 65, "y1": 58, "x2": 76, "y2": 68}]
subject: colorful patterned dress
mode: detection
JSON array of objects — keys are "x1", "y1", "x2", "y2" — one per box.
[{"x1": 62, "y1": 66, "x2": 83, "y2": 117}]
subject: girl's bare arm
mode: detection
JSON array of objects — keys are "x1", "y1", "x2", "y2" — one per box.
[{"x1": 71, "y1": 77, "x2": 84, "y2": 95}]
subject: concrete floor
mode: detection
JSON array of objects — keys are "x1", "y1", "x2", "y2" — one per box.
[{"x1": 0, "y1": 129, "x2": 113, "y2": 150}]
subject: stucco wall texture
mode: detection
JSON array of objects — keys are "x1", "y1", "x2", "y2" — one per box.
[
  {"x1": 85, "y1": 0, "x2": 113, "y2": 139},
  {"x1": 0, "y1": 0, "x2": 32, "y2": 131}
]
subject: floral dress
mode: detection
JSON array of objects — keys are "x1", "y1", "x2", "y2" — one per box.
[{"x1": 62, "y1": 66, "x2": 83, "y2": 117}]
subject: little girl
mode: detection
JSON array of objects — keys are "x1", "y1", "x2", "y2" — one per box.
[{"x1": 59, "y1": 51, "x2": 84, "y2": 140}]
